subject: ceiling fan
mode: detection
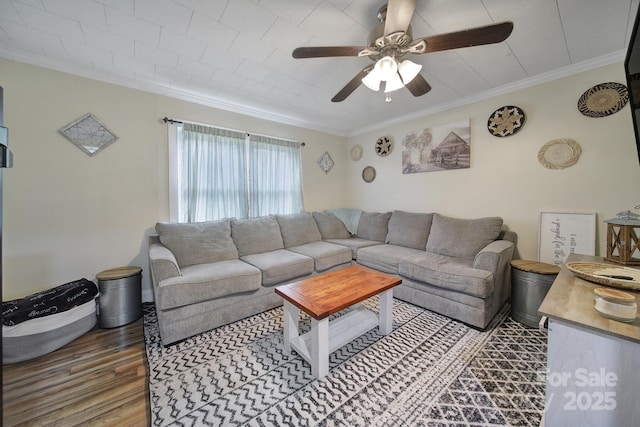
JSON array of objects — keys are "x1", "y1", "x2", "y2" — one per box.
[{"x1": 292, "y1": 0, "x2": 513, "y2": 103}]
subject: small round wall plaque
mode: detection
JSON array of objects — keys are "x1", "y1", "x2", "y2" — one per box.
[
  {"x1": 350, "y1": 144, "x2": 363, "y2": 161},
  {"x1": 362, "y1": 166, "x2": 376, "y2": 183},
  {"x1": 487, "y1": 105, "x2": 526, "y2": 137}
]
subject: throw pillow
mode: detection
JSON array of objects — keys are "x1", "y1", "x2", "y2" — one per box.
[
  {"x1": 276, "y1": 212, "x2": 322, "y2": 247},
  {"x1": 156, "y1": 219, "x2": 238, "y2": 267},
  {"x1": 426, "y1": 213, "x2": 503, "y2": 260},
  {"x1": 313, "y1": 211, "x2": 351, "y2": 239},
  {"x1": 231, "y1": 215, "x2": 284, "y2": 256},
  {"x1": 356, "y1": 211, "x2": 392, "y2": 242},
  {"x1": 386, "y1": 210, "x2": 434, "y2": 250}
]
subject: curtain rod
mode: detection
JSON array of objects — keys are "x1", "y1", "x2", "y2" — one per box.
[{"x1": 162, "y1": 117, "x2": 305, "y2": 146}]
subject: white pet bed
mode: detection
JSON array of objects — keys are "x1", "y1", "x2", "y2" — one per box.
[{"x1": 3, "y1": 299, "x2": 97, "y2": 364}]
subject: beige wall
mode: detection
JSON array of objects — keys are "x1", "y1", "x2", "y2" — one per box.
[
  {"x1": 0, "y1": 59, "x2": 348, "y2": 300},
  {"x1": 346, "y1": 62, "x2": 640, "y2": 261},
  {"x1": 2, "y1": 59, "x2": 639, "y2": 302}
]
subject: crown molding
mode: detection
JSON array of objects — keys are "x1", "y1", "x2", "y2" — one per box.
[
  {"x1": 0, "y1": 48, "x2": 626, "y2": 138},
  {"x1": 0, "y1": 49, "x2": 348, "y2": 136}
]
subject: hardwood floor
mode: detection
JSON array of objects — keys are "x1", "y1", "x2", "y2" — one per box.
[{"x1": 3, "y1": 317, "x2": 150, "y2": 426}]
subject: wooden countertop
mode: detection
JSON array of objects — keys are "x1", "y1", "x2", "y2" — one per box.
[{"x1": 538, "y1": 253, "x2": 640, "y2": 343}]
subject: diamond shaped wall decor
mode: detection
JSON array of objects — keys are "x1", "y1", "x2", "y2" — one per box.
[
  {"x1": 317, "y1": 151, "x2": 334, "y2": 174},
  {"x1": 59, "y1": 113, "x2": 118, "y2": 156}
]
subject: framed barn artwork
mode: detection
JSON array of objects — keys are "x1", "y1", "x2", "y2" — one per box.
[{"x1": 402, "y1": 119, "x2": 470, "y2": 174}]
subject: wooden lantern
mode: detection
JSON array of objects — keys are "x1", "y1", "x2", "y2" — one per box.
[{"x1": 605, "y1": 211, "x2": 640, "y2": 266}]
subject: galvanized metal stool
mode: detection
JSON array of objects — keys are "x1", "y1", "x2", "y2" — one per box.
[
  {"x1": 510, "y1": 260, "x2": 560, "y2": 328},
  {"x1": 96, "y1": 266, "x2": 143, "y2": 328}
]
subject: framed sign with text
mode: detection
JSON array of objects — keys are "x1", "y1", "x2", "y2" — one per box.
[{"x1": 538, "y1": 211, "x2": 597, "y2": 266}]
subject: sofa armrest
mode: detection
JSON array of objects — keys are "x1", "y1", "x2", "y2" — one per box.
[
  {"x1": 473, "y1": 240, "x2": 514, "y2": 272},
  {"x1": 149, "y1": 243, "x2": 182, "y2": 284},
  {"x1": 473, "y1": 240, "x2": 515, "y2": 304}
]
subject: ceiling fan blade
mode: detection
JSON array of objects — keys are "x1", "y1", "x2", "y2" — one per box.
[
  {"x1": 331, "y1": 66, "x2": 374, "y2": 102},
  {"x1": 421, "y1": 21, "x2": 513, "y2": 53},
  {"x1": 384, "y1": 0, "x2": 416, "y2": 36},
  {"x1": 292, "y1": 46, "x2": 365, "y2": 58},
  {"x1": 404, "y1": 73, "x2": 431, "y2": 97}
]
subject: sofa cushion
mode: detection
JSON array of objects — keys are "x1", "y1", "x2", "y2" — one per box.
[
  {"x1": 313, "y1": 211, "x2": 351, "y2": 239},
  {"x1": 156, "y1": 259, "x2": 262, "y2": 310},
  {"x1": 356, "y1": 211, "x2": 392, "y2": 242},
  {"x1": 426, "y1": 214, "x2": 503, "y2": 260},
  {"x1": 399, "y1": 251, "x2": 494, "y2": 298},
  {"x1": 386, "y1": 210, "x2": 434, "y2": 250},
  {"x1": 287, "y1": 241, "x2": 352, "y2": 272},
  {"x1": 241, "y1": 249, "x2": 313, "y2": 286},
  {"x1": 156, "y1": 219, "x2": 238, "y2": 268},
  {"x1": 324, "y1": 238, "x2": 383, "y2": 259},
  {"x1": 231, "y1": 216, "x2": 284, "y2": 256},
  {"x1": 276, "y1": 212, "x2": 322, "y2": 247},
  {"x1": 357, "y1": 244, "x2": 424, "y2": 274}
]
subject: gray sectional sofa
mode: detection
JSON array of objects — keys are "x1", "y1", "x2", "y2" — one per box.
[{"x1": 149, "y1": 210, "x2": 516, "y2": 345}]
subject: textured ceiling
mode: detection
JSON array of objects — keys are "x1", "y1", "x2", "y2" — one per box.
[{"x1": 0, "y1": 0, "x2": 638, "y2": 136}]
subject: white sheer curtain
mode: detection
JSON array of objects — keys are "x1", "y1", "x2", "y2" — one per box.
[
  {"x1": 247, "y1": 135, "x2": 304, "y2": 217},
  {"x1": 180, "y1": 123, "x2": 247, "y2": 222},
  {"x1": 177, "y1": 124, "x2": 304, "y2": 222}
]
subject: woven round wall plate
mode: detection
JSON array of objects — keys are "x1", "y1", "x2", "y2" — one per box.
[
  {"x1": 487, "y1": 105, "x2": 526, "y2": 137},
  {"x1": 375, "y1": 136, "x2": 393, "y2": 157},
  {"x1": 578, "y1": 82, "x2": 629, "y2": 118},
  {"x1": 538, "y1": 138, "x2": 582, "y2": 169}
]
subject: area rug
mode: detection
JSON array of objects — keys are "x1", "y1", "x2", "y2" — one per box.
[{"x1": 143, "y1": 299, "x2": 547, "y2": 426}]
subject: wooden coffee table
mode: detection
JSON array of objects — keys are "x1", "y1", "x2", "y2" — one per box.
[{"x1": 274, "y1": 265, "x2": 401, "y2": 379}]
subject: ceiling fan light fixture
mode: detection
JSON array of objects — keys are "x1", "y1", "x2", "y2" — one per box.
[
  {"x1": 376, "y1": 55, "x2": 398, "y2": 81},
  {"x1": 362, "y1": 69, "x2": 382, "y2": 91},
  {"x1": 384, "y1": 73, "x2": 405, "y2": 93},
  {"x1": 398, "y1": 59, "x2": 422, "y2": 85}
]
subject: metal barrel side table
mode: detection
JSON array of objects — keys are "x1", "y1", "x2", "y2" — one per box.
[
  {"x1": 96, "y1": 266, "x2": 143, "y2": 328},
  {"x1": 510, "y1": 260, "x2": 560, "y2": 328}
]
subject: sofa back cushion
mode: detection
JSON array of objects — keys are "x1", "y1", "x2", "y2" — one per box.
[
  {"x1": 356, "y1": 211, "x2": 392, "y2": 242},
  {"x1": 386, "y1": 210, "x2": 434, "y2": 250},
  {"x1": 313, "y1": 211, "x2": 351, "y2": 239},
  {"x1": 276, "y1": 212, "x2": 322, "y2": 247},
  {"x1": 156, "y1": 219, "x2": 238, "y2": 267},
  {"x1": 231, "y1": 215, "x2": 284, "y2": 256},
  {"x1": 426, "y1": 213, "x2": 503, "y2": 260}
]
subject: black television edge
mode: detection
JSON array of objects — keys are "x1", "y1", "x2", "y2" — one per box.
[{"x1": 624, "y1": 2, "x2": 640, "y2": 166}]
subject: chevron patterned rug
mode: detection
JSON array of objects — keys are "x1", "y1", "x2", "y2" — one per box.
[{"x1": 143, "y1": 298, "x2": 547, "y2": 426}]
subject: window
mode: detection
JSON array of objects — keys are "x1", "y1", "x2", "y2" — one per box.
[{"x1": 168, "y1": 122, "x2": 304, "y2": 222}]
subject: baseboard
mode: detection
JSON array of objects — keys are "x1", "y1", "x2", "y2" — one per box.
[{"x1": 142, "y1": 288, "x2": 154, "y2": 303}]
